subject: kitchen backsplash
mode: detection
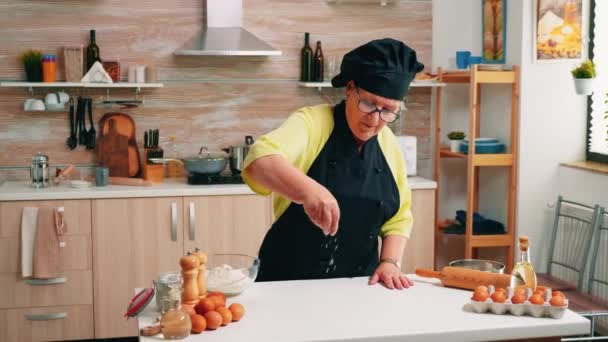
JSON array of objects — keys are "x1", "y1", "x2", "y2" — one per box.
[{"x1": 0, "y1": 0, "x2": 432, "y2": 177}]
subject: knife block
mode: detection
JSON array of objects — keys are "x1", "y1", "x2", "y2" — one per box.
[{"x1": 142, "y1": 149, "x2": 164, "y2": 183}]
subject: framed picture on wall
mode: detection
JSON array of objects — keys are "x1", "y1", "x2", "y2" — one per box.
[
  {"x1": 482, "y1": 0, "x2": 506, "y2": 64},
  {"x1": 533, "y1": 0, "x2": 584, "y2": 62}
]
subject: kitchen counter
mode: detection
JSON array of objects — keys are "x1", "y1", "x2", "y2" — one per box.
[
  {"x1": 136, "y1": 275, "x2": 589, "y2": 342},
  {"x1": 0, "y1": 176, "x2": 436, "y2": 201}
]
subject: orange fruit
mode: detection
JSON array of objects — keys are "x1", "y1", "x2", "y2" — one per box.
[
  {"x1": 552, "y1": 291, "x2": 566, "y2": 299},
  {"x1": 472, "y1": 291, "x2": 489, "y2": 302},
  {"x1": 195, "y1": 298, "x2": 215, "y2": 315},
  {"x1": 207, "y1": 292, "x2": 226, "y2": 307},
  {"x1": 550, "y1": 295, "x2": 566, "y2": 307},
  {"x1": 490, "y1": 291, "x2": 506, "y2": 303},
  {"x1": 182, "y1": 304, "x2": 196, "y2": 317},
  {"x1": 216, "y1": 307, "x2": 232, "y2": 326},
  {"x1": 191, "y1": 314, "x2": 207, "y2": 334},
  {"x1": 229, "y1": 303, "x2": 245, "y2": 321},
  {"x1": 204, "y1": 311, "x2": 222, "y2": 330},
  {"x1": 529, "y1": 294, "x2": 545, "y2": 305},
  {"x1": 511, "y1": 294, "x2": 526, "y2": 304}
]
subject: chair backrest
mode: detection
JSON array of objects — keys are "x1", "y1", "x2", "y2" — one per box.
[
  {"x1": 588, "y1": 208, "x2": 608, "y2": 299},
  {"x1": 546, "y1": 196, "x2": 602, "y2": 290}
]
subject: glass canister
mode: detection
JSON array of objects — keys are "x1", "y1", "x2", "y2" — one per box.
[
  {"x1": 160, "y1": 287, "x2": 191, "y2": 340},
  {"x1": 42, "y1": 54, "x2": 57, "y2": 83},
  {"x1": 154, "y1": 271, "x2": 182, "y2": 314},
  {"x1": 30, "y1": 152, "x2": 50, "y2": 188}
]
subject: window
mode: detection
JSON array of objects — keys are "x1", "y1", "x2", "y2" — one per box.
[{"x1": 586, "y1": 0, "x2": 608, "y2": 162}]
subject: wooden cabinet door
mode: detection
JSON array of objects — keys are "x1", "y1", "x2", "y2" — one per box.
[
  {"x1": 183, "y1": 195, "x2": 273, "y2": 258},
  {"x1": 92, "y1": 197, "x2": 184, "y2": 338},
  {"x1": 401, "y1": 189, "x2": 436, "y2": 274}
]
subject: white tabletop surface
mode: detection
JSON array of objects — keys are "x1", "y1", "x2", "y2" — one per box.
[
  {"x1": 136, "y1": 275, "x2": 589, "y2": 342},
  {"x1": 0, "y1": 177, "x2": 436, "y2": 201}
]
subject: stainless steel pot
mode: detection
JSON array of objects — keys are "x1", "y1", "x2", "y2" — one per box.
[
  {"x1": 222, "y1": 136, "x2": 254, "y2": 174},
  {"x1": 181, "y1": 146, "x2": 228, "y2": 174},
  {"x1": 449, "y1": 259, "x2": 505, "y2": 274}
]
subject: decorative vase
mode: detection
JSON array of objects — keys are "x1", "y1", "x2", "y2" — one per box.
[
  {"x1": 573, "y1": 78, "x2": 596, "y2": 96},
  {"x1": 450, "y1": 140, "x2": 462, "y2": 152},
  {"x1": 24, "y1": 62, "x2": 43, "y2": 82}
]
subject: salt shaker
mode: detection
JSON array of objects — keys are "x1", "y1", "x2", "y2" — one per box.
[
  {"x1": 191, "y1": 248, "x2": 207, "y2": 299},
  {"x1": 180, "y1": 253, "x2": 200, "y2": 306}
]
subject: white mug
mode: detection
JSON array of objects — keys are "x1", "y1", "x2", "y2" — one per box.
[
  {"x1": 136, "y1": 65, "x2": 146, "y2": 83},
  {"x1": 24, "y1": 98, "x2": 37, "y2": 111},
  {"x1": 30, "y1": 99, "x2": 46, "y2": 111},
  {"x1": 128, "y1": 65, "x2": 136, "y2": 83}
]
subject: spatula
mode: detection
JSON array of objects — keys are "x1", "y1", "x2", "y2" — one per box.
[
  {"x1": 86, "y1": 98, "x2": 96, "y2": 150},
  {"x1": 66, "y1": 98, "x2": 77, "y2": 150}
]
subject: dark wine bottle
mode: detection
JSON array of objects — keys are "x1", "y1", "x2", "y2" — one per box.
[
  {"x1": 313, "y1": 41, "x2": 324, "y2": 82},
  {"x1": 86, "y1": 29, "x2": 101, "y2": 72},
  {"x1": 300, "y1": 32, "x2": 313, "y2": 82}
]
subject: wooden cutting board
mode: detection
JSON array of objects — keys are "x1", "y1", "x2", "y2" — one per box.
[{"x1": 97, "y1": 112, "x2": 141, "y2": 177}]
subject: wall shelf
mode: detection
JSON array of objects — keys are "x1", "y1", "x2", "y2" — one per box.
[
  {"x1": 298, "y1": 80, "x2": 446, "y2": 90},
  {"x1": 0, "y1": 82, "x2": 163, "y2": 90}
]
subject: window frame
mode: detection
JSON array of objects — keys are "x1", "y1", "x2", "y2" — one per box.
[{"x1": 586, "y1": 0, "x2": 608, "y2": 163}]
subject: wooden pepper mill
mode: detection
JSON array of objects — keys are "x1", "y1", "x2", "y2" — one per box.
[
  {"x1": 179, "y1": 252, "x2": 200, "y2": 306},
  {"x1": 191, "y1": 248, "x2": 207, "y2": 299}
]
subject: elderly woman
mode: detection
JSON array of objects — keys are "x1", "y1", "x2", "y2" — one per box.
[{"x1": 243, "y1": 38, "x2": 423, "y2": 290}]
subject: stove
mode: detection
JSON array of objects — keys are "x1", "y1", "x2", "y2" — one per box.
[{"x1": 187, "y1": 172, "x2": 244, "y2": 185}]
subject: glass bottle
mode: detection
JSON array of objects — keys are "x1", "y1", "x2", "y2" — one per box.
[
  {"x1": 86, "y1": 29, "x2": 101, "y2": 71},
  {"x1": 313, "y1": 41, "x2": 324, "y2": 82},
  {"x1": 300, "y1": 32, "x2": 313, "y2": 82},
  {"x1": 510, "y1": 236, "x2": 537, "y2": 290},
  {"x1": 160, "y1": 288, "x2": 191, "y2": 340}
]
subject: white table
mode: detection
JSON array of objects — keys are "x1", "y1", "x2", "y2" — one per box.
[{"x1": 136, "y1": 275, "x2": 589, "y2": 342}]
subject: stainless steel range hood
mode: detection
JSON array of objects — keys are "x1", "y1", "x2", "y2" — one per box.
[{"x1": 174, "y1": 0, "x2": 282, "y2": 56}]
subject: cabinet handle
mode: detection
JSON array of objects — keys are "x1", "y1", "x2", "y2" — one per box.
[
  {"x1": 189, "y1": 202, "x2": 196, "y2": 241},
  {"x1": 170, "y1": 202, "x2": 177, "y2": 242},
  {"x1": 25, "y1": 312, "x2": 67, "y2": 321},
  {"x1": 25, "y1": 277, "x2": 67, "y2": 286}
]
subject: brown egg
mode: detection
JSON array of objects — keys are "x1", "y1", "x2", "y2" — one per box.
[
  {"x1": 195, "y1": 298, "x2": 216, "y2": 315},
  {"x1": 552, "y1": 291, "x2": 566, "y2": 299},
  {"x1": 550, "y1": 295, "x2": 566, "y2": 307},
  {"x1": 534, "y1": 289, "x2": 545, "y2": 298},
  {"x1": 229, "y1": 303, "x2": 245, "y2": 321},
  {"x1": 536, "y1": 285, "x2": 546, "y2": 292},
  {"x1": 513, "y1": 287, "x2": 526, "y2": 298},
  {"x1": 216, "y1": 307, "x2": 232, "y2": 326},
  {"x1": 472, "y1": 291, "x2": 489, "y2": 302},
  {"x1": 491, "y1": 291, "x2": 506, "y2": 303},
  {"x1": 204, "y1": 311, "x2": 222, "y2": 330},
  {"x1": 529, "y1": 294, "x2": 545, "y2": 305},
  {"x1": 495, "y1": 288, "x2": 507, "y2": 295},
  {"x1": 191, "y1": 314, "x2": 206, "y2": 334},
  {"x1": 474, "y1": 285, "x2": 488, "y2": 294},
  {"x1": 511, "y1": 294, "x2": 526, "y2": 304}
]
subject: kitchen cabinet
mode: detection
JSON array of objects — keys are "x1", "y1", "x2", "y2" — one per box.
[
  {"x1": 93, "y1": 194, "x2": 273, "y2": 339},
  {"x1": 183, "y1": 195, "x2": 274, "y2": 257},
  {"x1": 92, "y1": 197, "x2": 184, "y2": 338},
  {"x1": 401, "y1": 189, "x2": 435, "y2": 274}
]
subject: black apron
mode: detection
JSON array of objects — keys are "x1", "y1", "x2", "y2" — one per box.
[{"x1": 256, "y1": 101, "x2": 400, "y2": 281}]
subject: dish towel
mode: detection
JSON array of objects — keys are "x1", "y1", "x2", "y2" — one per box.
[
  {"x1": 20, "y1": 207, "x2": 39, "y2": 278},
  {"x1": 33, "y1": 207, "x2": 67, "y2": 279}
]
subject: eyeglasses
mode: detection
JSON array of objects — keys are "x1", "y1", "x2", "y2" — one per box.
[{"x1": 353, "y1": 87, "x2": 402, "y2": 123}]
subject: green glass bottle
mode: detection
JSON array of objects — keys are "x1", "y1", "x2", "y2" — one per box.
[
  {"x1": 313, "y1": 41, "x2": 324, "y2": 82},
  {"x1": 86, "y1": 30, "x2": 101, "y2": 72},
  {"x1": 300, "y1": 33, "x2": 313, "y2": 82}
]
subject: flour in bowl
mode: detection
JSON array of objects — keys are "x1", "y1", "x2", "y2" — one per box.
[{"x1": 207, "y1": 264, "x2": 253, "y2": 295}]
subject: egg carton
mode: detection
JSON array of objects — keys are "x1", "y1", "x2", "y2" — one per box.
[{"x1": 468, "y1": 286, "x2": 568, "y2": 319}]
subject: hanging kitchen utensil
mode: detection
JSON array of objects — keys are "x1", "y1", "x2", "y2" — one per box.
[
  {"x1": 86, "y1": 98, "x2": 96, "y2": 150},
  {"x1": 66, "y1": 98, "x2": 77, "y2": 150},
  {"x1": 77, "y1": 97, "x2": 87, "y2": 146}
]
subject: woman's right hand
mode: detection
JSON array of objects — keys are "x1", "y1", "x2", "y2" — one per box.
[{"x1": 301, "y1": 184, "x2": 340, "y2": 236}]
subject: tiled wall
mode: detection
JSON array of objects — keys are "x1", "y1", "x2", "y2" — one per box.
[{"x1": 0, "y1": 0, "x2": 433, "y2": 177}]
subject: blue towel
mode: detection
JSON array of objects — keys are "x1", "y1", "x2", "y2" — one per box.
[{"x1": 443, "y1": 210, "x2": 506, "y2": 235}]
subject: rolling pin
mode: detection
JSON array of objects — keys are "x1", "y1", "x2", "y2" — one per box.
[
  {"x1": 108, "y1": 177, "x2": 152, "y2": 186},
  {"x1": 415, "y1": 267, "x2": 511, "y2": 290}
]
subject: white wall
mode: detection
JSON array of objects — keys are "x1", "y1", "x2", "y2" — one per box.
[{"x1": 433, "y1": 0, "x2": 591, "y2": 271}]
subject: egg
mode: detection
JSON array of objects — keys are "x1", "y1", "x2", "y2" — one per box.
[
  {"x1": 536, "y1": 285, "x2": 546, "y2": 292},
  {"x1": 472, "y1": 291, "x2": 490, "y2": 302},
  {"x1": 229, "y1": 303, "x2": 245, "y2": 321},
  {"x1": 204, "y1": 311, "x2": 223, "y2": 330},
  {"x1": 495, "y1": 288, "x2": 507, "y2": 295},
  {"x1": 216, "y1": 307, "x2": 232, "y2": 326},
  {"x1": 552, "y1": 291, "x2": 566, "y2": 299},
  {"x1": 511, "y1": 294, "x2": 526, "y2": 304},
  {"x1": 550, "y1": 295, "x2": 566, "y2": 307},
  {"x1": 207, "y1": 292, "x2": 226, "y2": 308},
  {"x1": 513, "y1": 287, "x2": 526, "y2": 298},
  {"x1": 529, "y1": 294, "x2": 545, "y2": 305},
  {"x1": 490, "y1": 291, "x2": 506, "y2": 303},
  {"x1": 534, "y1": 289, "x2": 545, "y2": 298},
  {"x1": 474, "y1": 285, "x2": 488, "y2": 294}
]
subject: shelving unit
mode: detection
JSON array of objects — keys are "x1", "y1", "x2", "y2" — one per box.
[{"x1": 433, "y1": 65, "x2": 520, "y2": 272}]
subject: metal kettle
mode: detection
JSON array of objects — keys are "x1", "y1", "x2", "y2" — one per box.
[
  {"x1": 222, "y1": 136, "x2": 254, "y2": 175},
  {"x1": 30, "y1": 152, "x2": 50, "y2": 188}
]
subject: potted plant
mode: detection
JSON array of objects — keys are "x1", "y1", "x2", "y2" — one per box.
[
  {"x1": 19, "y1": 50, "x2": 43, "y2": 82},
  {"x1": 571, "y1": 60, "x2": 596, "y2": 95},
  {"x1": 447, "y1": 131, "x2": 466, "y2": 152}
]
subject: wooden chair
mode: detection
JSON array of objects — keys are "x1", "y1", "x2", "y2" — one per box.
[{"x1": 537, "y1": 196, "x2": 601, "y2": 291}]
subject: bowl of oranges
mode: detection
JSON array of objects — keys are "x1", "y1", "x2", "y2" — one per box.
[{"x1": 469, "y1": 285, "x2": 568, "y2": 319}]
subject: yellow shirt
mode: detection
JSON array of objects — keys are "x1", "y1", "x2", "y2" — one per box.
[{"x1": 242, "y1": 104, "x2": 413, "y2": 238}]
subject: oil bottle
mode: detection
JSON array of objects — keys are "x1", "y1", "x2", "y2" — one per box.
[{"x1": 510, "y1": 236, "x2": 537, "y2": 290}]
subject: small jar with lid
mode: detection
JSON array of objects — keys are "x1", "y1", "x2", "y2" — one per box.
[
  {"x1": 154, "y1": 271, "x2": 182, "y2": 314},
  {"x1": 42, "y1": 54, "x2": 57, "y2": 83},
  {"x1": 160, "y1": 287, "x2": 191, "y2": 340}
]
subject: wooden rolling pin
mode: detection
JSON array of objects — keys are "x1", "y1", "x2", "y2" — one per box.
[{"x1": 415, "y1": 267, "x2": 511, "y2": 290}]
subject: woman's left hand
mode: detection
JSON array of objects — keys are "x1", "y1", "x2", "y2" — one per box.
[{"x1": 369, "y1": 262, "x2": 414, "y2": 290}]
